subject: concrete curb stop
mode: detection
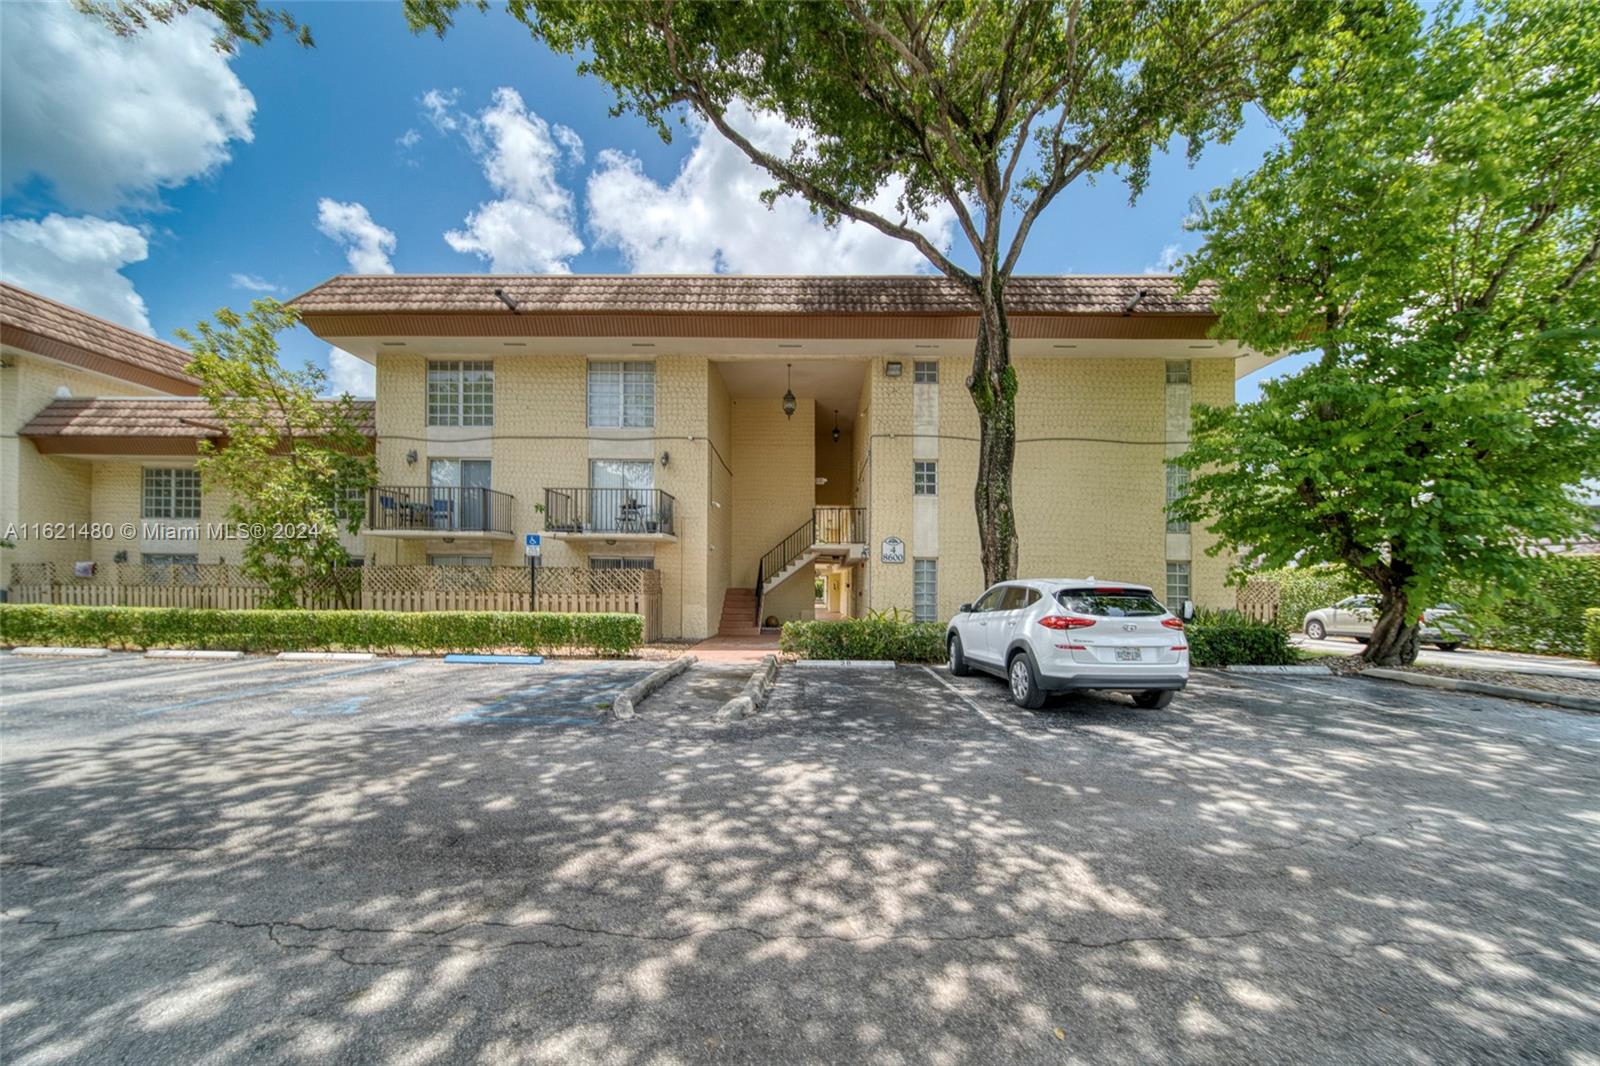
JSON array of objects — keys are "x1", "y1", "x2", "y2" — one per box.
[
  {"x1": 12, "y1": 646, "x2": 109, "y2": 658},
  {"x1": 791, "y1": 659, "x2": 895, "y2": 670},
  {"x1": 1362, "y1": 667, "x2": 1600, "y2": 713},
  {"x1": 145, "y1": 649, "x2": 245, "y2": 660},
  {"x1": 1225, "y1": 664, "x2": 1332, "y2": 675},
  {"x1": 715, "y1": 654, "x2": 780, "y2": 721},
  {"x1": 276, "y1": 652, "x2": 377, "y2": 663},
  {"x1": 611, "y1": 654, "x2": 697, "y2": 720}
]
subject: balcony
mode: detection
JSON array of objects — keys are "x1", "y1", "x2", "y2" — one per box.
[
  {"x1": 367, "y1": 485, "x2": 515, "y2": 539},
  {"x1": 543, "y1": 488, "x2": 677, "y2": 541}
]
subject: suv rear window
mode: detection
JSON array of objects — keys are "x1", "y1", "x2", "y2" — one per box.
[{"x1": 1056, "y1": 588, "x2": 1165, "y2": 617}]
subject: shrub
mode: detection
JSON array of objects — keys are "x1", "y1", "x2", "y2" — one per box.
[
  {"x1": 1465, "y1": 556, "x2": 1600, "y2": 657},
  {"x1": 1585, "y1": 608, "x2": 1600, "y2": 664},
  {"x1": 0, "y1": 605, "x2": 642, "y2": 657},
  {"x1": 1248, "y1": 564, "x2": 1364, "y2": 633},
  {"x1": 1185, "y1": 609, "x2": 1299, "y2": 667},
  {"x1": 781, "y1": 614, "x2": 946, "y2": 662}
]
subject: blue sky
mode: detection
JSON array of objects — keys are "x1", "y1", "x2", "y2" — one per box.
[{"x1": 0, "y1": 2, "x2": 1313, "y2": 399}]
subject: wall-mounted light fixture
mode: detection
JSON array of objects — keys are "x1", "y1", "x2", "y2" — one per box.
[
  {"x1": 782, "y1": 363, "x2": 797, "y2": 419},
  {"x1": 659, "y1": 450, "x2": 670, "y2": 467},
  {"x1": 405, "y1": 449, "x2": 418, "y2": 466},
  {"x1": 885, "y1": 360, "x2": 903, "y2": 378},
  {"x1": 831, "y1": 409, "x2": 840, "y2": 443}
]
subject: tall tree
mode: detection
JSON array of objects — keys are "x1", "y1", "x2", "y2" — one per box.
[
  {"x1": 74, "y1": 0, "x2": 312, "y2": 50},
  {"x1": 182, "y1": 301, "x2": 376, "y2": 608},
  {"x1": 1174, "y1": 0, "x2": 1600, "y2": 664},
  {"x1": 405, "y1": 0, "x2": 1319, "y2": 586}
]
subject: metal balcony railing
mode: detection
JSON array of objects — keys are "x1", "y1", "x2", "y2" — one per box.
[
  {"x1": 368, "y1": 485, "x2": 515, "y2": 535},
  {"x1": 544, "y1": 488, "x2": 676, "y2": 537}
]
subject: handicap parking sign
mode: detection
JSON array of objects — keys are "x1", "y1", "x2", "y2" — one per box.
[{"x1": 524, "y1": 533, "x2": 542, "y2": 557}]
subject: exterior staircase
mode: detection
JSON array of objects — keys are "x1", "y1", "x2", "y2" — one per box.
[
  {"x1": 749, "y1": 507, "x2": 869, "y2": 627},
  {"x1": 717, "y1": 587, "x2": 761, "y2": 637}
]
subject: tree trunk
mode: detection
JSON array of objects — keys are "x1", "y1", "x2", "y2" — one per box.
[
  {"x1": 969, "y1": 287, "x2": 1019, "y2": 586},
  {"x1": 1364, "y1": 572, "x2": 1420, "y2": 666}
]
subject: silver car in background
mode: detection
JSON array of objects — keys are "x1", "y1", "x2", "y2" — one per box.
[{"x1": 1302, "y1": 595, "x2": 1470, "y2": 650}]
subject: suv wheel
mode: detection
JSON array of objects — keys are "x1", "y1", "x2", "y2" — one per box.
[
  {"x1": 947, "y1": 634, "x2": 971, "y2": 676},
  {"x1": 1133, "y1": 689, "x2": 1174, "y2": 710},
  {"x1": 1305, "y1": 619, "x2": 1326, "y2": 640},
  {"x1": 1007, "y1": 652, "x2": 1047, "y2": 709}
]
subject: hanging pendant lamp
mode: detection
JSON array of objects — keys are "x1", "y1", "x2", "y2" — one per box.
[
  {"x1": 831, "y1": 409, "x2": 840, "y2": 443},
  {"x1": 782, "y1": 363, "x2": 797, "y2": 419}
]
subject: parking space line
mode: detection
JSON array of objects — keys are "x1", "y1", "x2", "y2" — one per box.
[
  {"x1": 920, "y1": 665, "x2": 1042, "y2": 742},
  {"x1": 0, "y1": 656, "x2": 300, "y2": 703},
  {"x1": 136, "y1": 658, "x2": 418, "y2": 718}
]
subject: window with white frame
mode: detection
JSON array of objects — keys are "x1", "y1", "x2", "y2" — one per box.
[
  {"x1": 1165, "y1": 561, "x2": 1191, "y2": 608},
  {"x1": 1165, "y1": 360, "x2": 1191, "y2": 385},
  {"x1": 427, "y1": 360, "x2": 494, "y2": 426},
  {"x1": 913, "y1": 460, "x2": 937, "y2": 496},
  {"x1": 142, "y1": 468, "x2": 201, "y2": 520},
  {"x1": 913, "y1": 558, "x2": 938, "y2": 622},
  {"x1": 587, "y1": 361, "x2": 655, "y2": 428},
  {"x1": 1166, "y1": 463, "x2": 1190, "y2": 533},
  {"x1": 913, "y1": 360, "x2": 939, "y2": 383}
]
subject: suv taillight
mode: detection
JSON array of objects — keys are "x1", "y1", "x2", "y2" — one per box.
[
  {"x1": 1161, "y1": 617, "x2": 1185, "y2": 631},
  {"x1": 1038, "y1": 615, "x2": 1095, "y2": 630}
]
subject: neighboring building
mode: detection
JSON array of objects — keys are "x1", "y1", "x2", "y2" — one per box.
[
  {"x1": 0, "y1": 282, "x2": 374, "y2": 577},
  {"x1": 294, "y1": 274, "x2": 1280, "y2": 640}
]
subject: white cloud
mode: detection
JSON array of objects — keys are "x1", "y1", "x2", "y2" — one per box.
[
  {"x1": 444, "y1": 88, "x2": 584, "y2": 273},
  {"x1": 397, "y1": 128, "x2": 422, "y2": 150},
  {"x1": 1144, "y1": 243, "x2": 1182, "y2": 275},
  {"x1": 316, "y1": 199, "x2": 396, "y2": 274},
  {"x1": 587, "y1": 104, "x2": 956, "y2": 274},
  {"x1": 0, "y1": 3, "x2": 254, "y2": 211},
  {"x1": 421, "y1": 88, "x2": 461, "y2": 133},
  {"x1": 230, "y1": 272, "x2": 280, "y2": 293},
  {"x1": 0, "y1": 214, "x2": 153, "y2": 333},
  {"x1": 325, "y1": 346, "x2": 375, "y2": 399}
]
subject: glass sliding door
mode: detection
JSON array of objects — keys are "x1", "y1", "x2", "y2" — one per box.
[
  {"x1": 589, "y1": 460, "x2": 653, "y2": 533},
  {"x1": 429, "y1": 459, "x2": 491, "y2": 531}
]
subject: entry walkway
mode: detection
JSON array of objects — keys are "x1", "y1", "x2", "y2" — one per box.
[{"x1": 690, "y1": 633, "x2": 781, "y2": 663}]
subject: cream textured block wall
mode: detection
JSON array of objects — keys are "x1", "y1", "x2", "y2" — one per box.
[
  {"x1": 706, "y1": 365, "x2": 733, "y2": 627},
  {"x1": 731, "y1": 396, "x2": 815, "y2": 624},
  {"x1": 0, "y1": 352, "x2": 162, "y2": 575},
  {"x1": 858, "y1": 354, "x2": 1238, "y2": 618}
]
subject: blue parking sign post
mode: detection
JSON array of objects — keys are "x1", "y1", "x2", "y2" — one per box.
[{"x1": 524, "y1": 533, "x2": 542, "y2": 611}]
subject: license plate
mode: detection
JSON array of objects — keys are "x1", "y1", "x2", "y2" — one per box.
[{"x1": 1115, "y1": 647, "x2": 1142, "y2": 662}]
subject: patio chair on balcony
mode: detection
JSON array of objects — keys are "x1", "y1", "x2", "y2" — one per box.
[
  {"x1": 377, "y1": 494, "x2": 398, "y2": 529},
  {"x1": 431, "y1": 496, "x2": 454, "y2": 531}
]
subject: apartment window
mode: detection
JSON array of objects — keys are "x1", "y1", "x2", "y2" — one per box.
[
  {"x1": 1165, "y1": 464, "x2": 1190, "y2": 533},
  {"x1": 427, "y1": 360, "x2": 494, "y2": 426},
  {"x1": 1165, "y1": 360, "x2": 1191, "y2": 385},
  {"x1": 913, "y1": 460, "x2": 938, "y2": 496},
  {"x1": 913, "y1": 558, "x2": 938, "y2": 622},
  {"x1": 590, "y1": 557, "x2": 655, "y2": 570},
  {"x1": 587, "y1": 360, "x2": 655, "y2": 428},
  {"x1": 427, "y1": 554, "x2": 493, "y2": 567},
  {"x1": 913, "y1": 360, "x2": 939, "y2": 384},
  {"x1": 142, "y1": 467, "x2": 200, "y2": 520},
  {"x1": 1166, "y1": 561, "x2": 1191, "y2": 608}
]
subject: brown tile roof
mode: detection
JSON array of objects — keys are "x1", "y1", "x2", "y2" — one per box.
[
  {"x1": 0, "y1": 283, "x2": 201, "y2": 393},
  {"x1": 290, "y1": 273, "x2": 1216, "y2": 317},
  {"x1": 19, "y1": 397, "x2": 377, "y2": 439}
]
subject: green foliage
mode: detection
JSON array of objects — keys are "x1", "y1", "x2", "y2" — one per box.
[
  {"x1": 1467, "y1": 556, "x2": 1600, "y2": 657},
  {"x1": 74, "y1": 1, "x2": 314, "y2": 50},
  {"x1": 1584, "y1": 608, "x2": 1600, "y2": 664},
  {"x1": 1185, "y1": 610, "x2": 1299, "y2": 668},
  {"x1": 1176, "y1": 0, "x2": 1600, "y2": 664},
  {"x1": 0, "y1": 605, "x2": 642, "y2": 657},
  {"x1": 781, "y1": 617, "x2": 945, "y2": 663},
  {"x1": 1248, "y1": 565, "x2": 1365, "y2": 633},
  {"x1": 181, "y1": 300, "x2": 377, "y2": 609}
]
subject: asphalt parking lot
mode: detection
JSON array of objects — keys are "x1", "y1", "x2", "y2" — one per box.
[{"x1": 3, "y1": 652, "x2": 1598, "y2": 1064}]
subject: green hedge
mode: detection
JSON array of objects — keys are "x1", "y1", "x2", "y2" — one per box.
[
  {"x1": 1585, "y1": 608, "x2": 1600, "y2": 664},
  {"x1": 1467, "y1": 556, "x2": 1600, "y2": 657},
  {"x1": 0, "y1": 604, "x2": 642, "y2": 657},
  {"x1": 1186, "y1": 610, "x2": 1299, "y2": 668},
  {"x1": 781, "y1": 616, "x2": 946, "y2": 662}
]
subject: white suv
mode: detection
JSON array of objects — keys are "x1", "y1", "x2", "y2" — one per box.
[{"x1": 945, "y1": 579, "x2": 1191, "y2": 709}]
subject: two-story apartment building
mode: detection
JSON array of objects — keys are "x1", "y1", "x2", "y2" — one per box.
[
  {"x1": 294, "y1": 274, "x2": 1276, "y2": 641},
  {"x1": 1, "y1": 282, "x2": 373, "y2": 580}
]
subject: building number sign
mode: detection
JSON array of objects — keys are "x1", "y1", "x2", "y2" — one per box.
[{"x1": 880, "y1": 536, "x2": 905, "y2": 564}]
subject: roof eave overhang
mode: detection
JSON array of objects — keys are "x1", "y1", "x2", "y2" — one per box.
[{"x1": 1, "y1": 324, "x2": 201, "y2": 396}]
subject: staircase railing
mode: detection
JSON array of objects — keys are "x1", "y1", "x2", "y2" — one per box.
[
  {"x1": 814, "y1": 506, "x2": 866, "y2": 545},
  {"x1": 754, "y1": 516, "x2": 816, "y2": 627}
]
